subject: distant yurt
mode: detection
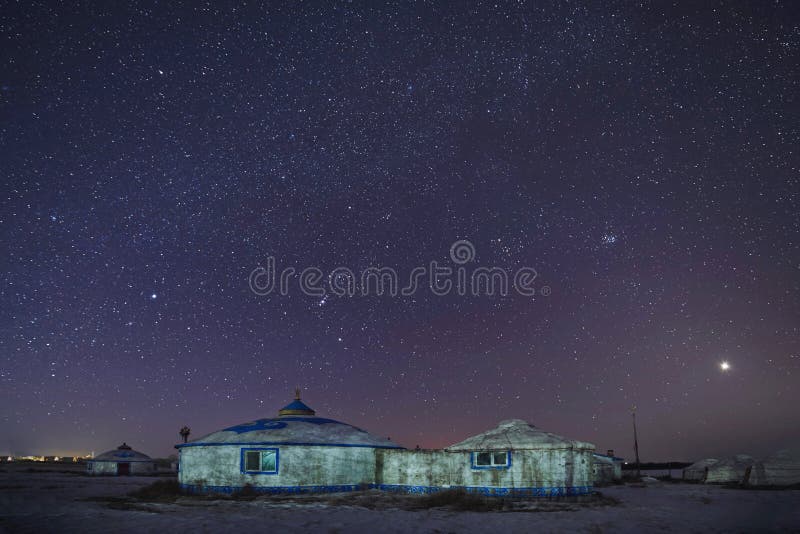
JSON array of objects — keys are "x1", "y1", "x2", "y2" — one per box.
[
  {"x1": 704, "y1": 454, "x2": 757, "y2": 484},
  {"x1": 592, "y1": 452, "x2": 623, "y2": 485},
  {"x1": 87, "y1": 443, "x2": 156, "y2": 476},
  {"x1": 683, "y1": 458, "x2": 719, "y2": 481},
  {"x1": 749, "y1": 449, "x2": 800, "y2": 486}
]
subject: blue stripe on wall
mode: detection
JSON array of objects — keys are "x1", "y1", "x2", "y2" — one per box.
[
  {"x1": 179, "y1": 483, "x2": 593, "y2": 497},
  {"x1": 180, "y1": 483, "x2": 365, "y2": 495}
]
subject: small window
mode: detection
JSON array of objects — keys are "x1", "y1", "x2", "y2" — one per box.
[
  {"x1": 261, "y1": 450, "x2": 276, "y2": 472},
  {"x1": 241, "y1": 448, "x2": 279, "y2": 474},
  {"x1": 472, "y1": 450, "x2": 510, "y2": 469},
  {"x1": 476, "y1": 452, "x2": 493, "y2": 466},
  {"x1": 492, "y1": 452, "x2": 507, "y2": 465},
  {"x1": 245, "y1": 451, "x2": 260, "y2": 471}
]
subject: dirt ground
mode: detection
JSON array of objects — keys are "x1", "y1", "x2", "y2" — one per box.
[{"x1": 1, "y1": 463, "x2": 798, "y2": 533}]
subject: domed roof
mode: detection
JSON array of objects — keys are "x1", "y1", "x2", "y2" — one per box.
[
  {"x1": 710, "y1": 454, "x2": 757, "y2": 469},
  {"x1": 446, "y1": 419, "x2": 594, "y2": 451},
  {"x1": 91, "y1": 443, "x2": 153, "y2": 462},
  {"x1": 178, "y1": 395, "x2": 402, "y2": 449},
  {"x1": 278, "y1": 390, "x2": 316, "y2": 416},
  {"x1": 685, "y1": 458, "x2": 720, "y2": 471}
]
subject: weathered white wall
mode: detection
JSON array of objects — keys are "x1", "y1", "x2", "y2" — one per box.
[
  {"x1": 180, "y1": 445, "x2": 593, "y2": 494},
  {"x1": 376, "y1": 449, "x2": 452, "y2": 488},
  {"x1": 593, "y1": 458, "x2": 614, "y2": 485},
  {"x1": 377, "y1": 448, "x2": 593, "y2": 492},
  {"x1": 613, "y1": 461, "x2": 622, "y2": 480},
  {"x1": 87, "y1": 461, "x2": 117, "y2": 475},
  {"x1": 87, "y1": 461, "x2": 155, "y2": 475},
  {"x1": 179, "y1": 445, "x2": 377, "y2": 491}
]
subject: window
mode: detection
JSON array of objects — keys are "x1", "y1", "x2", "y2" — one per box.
[
  {"x1": 241, "y1": 448, "x2": 279, "y2": 474},
  {"x1": 476, "y1": 452, "x2": 492, "y2": 466},
  {"x1": 472, "y1": 450, "x2": 510, "y2": 469}
]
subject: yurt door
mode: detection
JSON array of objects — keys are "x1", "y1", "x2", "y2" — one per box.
[{"x1": 118, "y1": 462, "x2": 131, "y2": 476}]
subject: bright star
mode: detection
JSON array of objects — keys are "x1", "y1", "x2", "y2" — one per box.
[
  {"x1": 150, "y1": 293, "x2": 157, "y2": 300},
  {"x1": 720, "y1": 361, "x2": 730, "y2": 371},
  {"x1": 601, "y1": 233, "x2": 617, "y2": 245}
]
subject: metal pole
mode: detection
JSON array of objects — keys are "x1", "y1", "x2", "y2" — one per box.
[{"x1": 632, "y1": 410, "x2": 641, "y2": 478}]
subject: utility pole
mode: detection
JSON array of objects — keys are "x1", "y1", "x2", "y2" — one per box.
[{"x1": 632, "y1": 409, "x2": 641, "y2": 479}]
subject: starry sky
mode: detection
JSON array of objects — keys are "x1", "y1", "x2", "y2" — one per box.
[{"x1": 2, "y1": 1, "x2": 799, "y2": 461}]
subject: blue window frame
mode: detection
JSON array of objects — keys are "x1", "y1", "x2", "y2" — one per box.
[
  {"x1": 240, "y1": 447, "x2": 279, "y2": 474},
  {"x1": 471, "y1": 450, "x2": 511, "y2": 470}
]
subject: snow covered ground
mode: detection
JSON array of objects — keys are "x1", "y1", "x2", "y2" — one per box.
[{"x1": 1, "y1": 464, "x2": 798, "y2": 533}]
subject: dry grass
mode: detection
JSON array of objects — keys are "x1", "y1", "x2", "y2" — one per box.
[
  {"x1": 410, "y1": 489, "x2": 506, "y2": 511},
  {"x1": 128, "y1": 479, "x2": 182, "y2": 502},
  {"x1": 224, "y1": 488, "x2": 618, "y2": 513},
  {"x1": 106, "y1": 481, "x2": 620, "y2": 514},
  {"x1": 80, "y1": 480, "x2": 183, "y2": 511}
]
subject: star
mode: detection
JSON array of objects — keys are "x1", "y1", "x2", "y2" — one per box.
[
  {"x1": 2, "y1": 0, "x2": 796, "y2": 466},
  {"x1": 601, "y1": 233, "x2": 617, "y2": 245}
]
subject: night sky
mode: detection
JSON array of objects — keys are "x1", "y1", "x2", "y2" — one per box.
[{"x1": 2, "y1": 2, "x2": 799, "y2": 462}]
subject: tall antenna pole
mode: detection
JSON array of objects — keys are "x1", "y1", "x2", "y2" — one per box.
[{"x1": 632, "y1": 408, "x2": 641, "y2": 478}]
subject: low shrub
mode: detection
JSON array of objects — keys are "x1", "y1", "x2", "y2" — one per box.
[
  {"x1": 413, "y1": 489, "x2": 505, "y2": 512},
  {"x1": 129, "y1": 479, "x2": 182, "y2": 502}
]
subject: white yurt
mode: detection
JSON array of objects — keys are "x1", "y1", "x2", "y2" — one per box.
[
  {"x1": 87, "y1": 443, "x2": 156, "y2": 476},
  {"x1": 177, "y1": 394, "x2": 402, "y2": 494},
  {"x1": 748, "y1": 449, "x2": 800, "y2": 486},
  {"x1": 592, "y1": 452, "x2": 623, "y2": 485},
  {"x1": 704, "y1": 454, "x2": 757, "y2": 484},
  {"x1": 442, "y1": 419, "x2": 595, "y2": 496},
  {"x1": 683, "y1": 458, "x2": 720, "y2": 481}
]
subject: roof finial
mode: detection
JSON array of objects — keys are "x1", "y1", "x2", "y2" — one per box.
[{"x1": 279, "y1": 389, "x2": 315, "y2": 416}]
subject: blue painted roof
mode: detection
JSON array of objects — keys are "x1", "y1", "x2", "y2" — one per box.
[
  {"x1": 178, "y1": 415, "x2": 402, "y2": 449},
  {"x1": 593, "y1": 452, "x2": 625, "y2": 461},
  {"x1": 280, "y1": 399, "x2": 314, "y2": 412}
]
